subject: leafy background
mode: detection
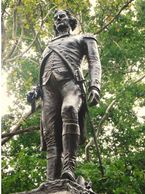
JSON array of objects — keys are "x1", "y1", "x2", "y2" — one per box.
[{"x1": 1, "y1": 0, "x2": 145, "y2": 193}]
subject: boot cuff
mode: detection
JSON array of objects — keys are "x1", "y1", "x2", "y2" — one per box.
[{"x1": 62, "y1": 123, "x2": 80, "y2": 136}]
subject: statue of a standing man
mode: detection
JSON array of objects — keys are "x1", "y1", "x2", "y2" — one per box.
[{"x1": 39, "y1": 10, "x2": 102, "y2": 182}]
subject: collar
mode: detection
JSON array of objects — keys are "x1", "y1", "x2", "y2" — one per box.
[{"x1": 51, "y1": 33, "x2": 71, "y2": 41}]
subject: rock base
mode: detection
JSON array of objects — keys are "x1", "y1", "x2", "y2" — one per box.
[{"x1": 14, "y1": 179, "x2": 96, "y2": 194}]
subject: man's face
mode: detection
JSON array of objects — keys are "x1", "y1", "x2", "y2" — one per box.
[{"x1": 54, "y1": 10, "x2": 70, "y2": 32}]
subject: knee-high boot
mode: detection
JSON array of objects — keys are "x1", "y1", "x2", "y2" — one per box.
[
  {"x1": 47, "y1": 146, "x2": 62, "y2": 181},
  {"x1": 61, "y1": 123, "x2": 80, "y2": 181}
]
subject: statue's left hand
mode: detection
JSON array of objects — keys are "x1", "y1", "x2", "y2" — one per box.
[{"x1": 88, "y1": 88, "x2": 100, "y2": 106}]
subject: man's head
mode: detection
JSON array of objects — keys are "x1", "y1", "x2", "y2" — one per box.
[{"x1": 54, "y1": 10, "x2": 77, "y2": 35}]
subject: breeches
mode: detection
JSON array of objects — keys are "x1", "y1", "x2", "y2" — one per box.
[{"x1": 42, "y1": 74, "x2": 82, "y2": 153}]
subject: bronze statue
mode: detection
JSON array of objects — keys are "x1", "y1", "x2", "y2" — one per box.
[{"x1": 28, "y1": 10, "x2": 102, "y2": 182}]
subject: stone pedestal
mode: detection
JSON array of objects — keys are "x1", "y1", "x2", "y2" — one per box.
[{"x1": 14, "y1": 179, "x2": 96, "y2": 194}]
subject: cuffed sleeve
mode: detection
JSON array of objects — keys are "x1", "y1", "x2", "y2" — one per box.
[{"x1": 83, "y1": 35, "x2": 102, "y2": 91}]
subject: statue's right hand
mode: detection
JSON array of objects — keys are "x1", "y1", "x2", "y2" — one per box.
[
  {"x1": 27, "y1": 86, "x2": 42, "y2": 103},
  {"x1": 27, "y1": 91, "x2": 35, "y2": 103}
]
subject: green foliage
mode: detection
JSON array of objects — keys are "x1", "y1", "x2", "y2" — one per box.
[
  {"x1": 76, "y1": 152, "x2": 145, "y2": 194},
  {"x1": 2, "y1": 130, "x2": 46, "y2": 194},
  {"x1": 2, "y1": 0, "x2": 145, "y2": 193}
]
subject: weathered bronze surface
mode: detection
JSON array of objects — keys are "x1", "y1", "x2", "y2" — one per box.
[
  {"x1": 39, "y1": 10, "x2": 102, "y2": 182},
  {"x1": 14, "y1": 178, "x2": 96, "y2": 194}
]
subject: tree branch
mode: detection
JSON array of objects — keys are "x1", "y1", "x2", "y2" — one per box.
[
  {"x1": 3, "y1": 32, "x2": 39, "y2": 63},
  {"x1": 1, "y1": 16, "x2": 6, "y2": 54},
  {"x1": 40, "y1": 6, "x2": 56, "y2": 27},
  {"x1": 96, "y1": 0, "x2": 135, "y2": 34},
  {"x1": 3, "y1": 6, "x2": 56, "y2": 63},
  {"x1": 30, "y1": 27, "x2": 43, "y2": 54},
  {"x1": 28, "y1": 58, "x2": 40, "y2": 66},
  {"x1": 2, "y1": 0, "x2": 10, "y2": 17},
  {"x1": 134, "y1": 74, "x2": 145, "y2": 84},
  {"x1": 1, "y1": 103, "x2": 41, "y2": 145},
  {"x1": 5, "y1": 26, "x2": 24, "y2": 60},
  {"x1": 85, "y1": 73, "x2": 145, "y2": 161},
  {"x1": 85, "y1": 99, "x2": 116, "y2": 161},
  {"x1": 2, "y1": 126, "x2": 39, "y2": 138},
  {"x1": 13, "y1": 2, "x2": 17, "y2": 39},
  {"x1": 27, "y1": 5, "x2": 57, "y2": 54}
]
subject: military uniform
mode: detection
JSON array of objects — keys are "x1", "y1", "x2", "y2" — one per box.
[{"x1": 39, "y1": 33, "x2": 101, "y2": 181}]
